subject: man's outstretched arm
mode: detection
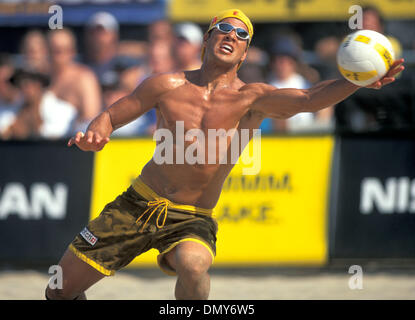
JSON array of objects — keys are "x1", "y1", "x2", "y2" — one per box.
[
  {"x1": 67, "y1": 73, "x2": 175, "y2": 151},
  {"x1": 250, "y1": 59, "x2": 404, "y2": 119}
]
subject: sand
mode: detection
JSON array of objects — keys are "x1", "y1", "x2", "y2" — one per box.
[{"x1": 1, "y1": 267, "x2": 414, "y2": 300}]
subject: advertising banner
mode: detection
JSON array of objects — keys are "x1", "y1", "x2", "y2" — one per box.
[
  {"x1": 214, "y1": 136, "x2": 333, "y2": 266},
  {"x1": 329, "y1": 135, "x2": 415, "y2": 259},
  {"x1": 0, "y1": 141, "x2": 94, "y2": 265},
  {"x1": 0, "y1": 0, "x2": 166, "y2": 26},
  {"x1": 169, "y1": 0, "x2": 415, "y2": 22},
  {"x1": 90, "y1": 136, "x2": 333, "y2": 268}
]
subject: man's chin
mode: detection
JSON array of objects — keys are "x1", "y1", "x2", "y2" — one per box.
[{"x1": 211, "y1": 54, "x2": 239, "y2": 69}]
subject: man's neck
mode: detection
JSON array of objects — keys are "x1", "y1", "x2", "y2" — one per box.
[
  {"x1": 198, "y1": 62, "x2": 239, "y2": 92},
  {"x1": 26, "y1": 93, "x2": 43, "y2": 110},
  {"x1": 52, "y1": 62, "x2": 74, "y2": 75}
]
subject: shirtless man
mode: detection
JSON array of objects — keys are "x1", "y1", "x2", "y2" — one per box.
[
  {"x1": 45, "y1": 9, "x2": 404, "y2": 300},
  {"x1": 47, "y1": 28, "x2": 102, "y2": 133}
]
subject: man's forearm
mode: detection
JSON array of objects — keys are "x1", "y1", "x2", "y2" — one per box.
[
  {"x1": 304, "y1": 79, "x2": 359, "y2": 113},
  {"x1": 85, "y1": 93, "x2": 142, "y2": 136},
  {"x1": 86, "y1": 110, "x2": 114, "y2": 137}
]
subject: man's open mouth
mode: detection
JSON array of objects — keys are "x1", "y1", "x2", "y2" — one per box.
[{"x1": 219, "y1": 43, "x2": 233, "y2": 54}]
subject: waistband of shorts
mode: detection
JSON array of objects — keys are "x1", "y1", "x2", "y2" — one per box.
[{"x1": 132, "y1": 176, "x2": 214, "y2": 216}]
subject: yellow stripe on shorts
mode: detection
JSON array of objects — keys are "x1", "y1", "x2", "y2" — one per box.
[
  {"x1": 69, "y1": 244, "x2": 115, "y2": 276},
  {"x1": 374, "y1": 42, "x2": 393, "y2": 71},
  {"x1": 338, "y1": 65, "x2": 378, "y2": 81},
  {"x1": 133, "y1": 176, "x2": 214, "y2": 216}
]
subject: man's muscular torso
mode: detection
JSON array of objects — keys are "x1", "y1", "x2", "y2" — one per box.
[{"x1": 140, "y1": 70, "x2": 268, "y2": 209}]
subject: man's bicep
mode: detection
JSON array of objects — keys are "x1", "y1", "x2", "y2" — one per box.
[{"x1": 250, "y1": 87, "x2": 308, "y2": 119}]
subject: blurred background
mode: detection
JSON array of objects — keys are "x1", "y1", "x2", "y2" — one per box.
[{"x1": 0, "y1": 0, "x2": 414, "y2": 300}]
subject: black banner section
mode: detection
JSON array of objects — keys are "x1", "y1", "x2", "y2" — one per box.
[
  {"x1": 0, "y1": 140, "x2": 93, "y2": 266},
  {"x1": 329, "y1": 133, "x2": 415, "y2": 259}
]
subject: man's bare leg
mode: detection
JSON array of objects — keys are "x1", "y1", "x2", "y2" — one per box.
[
  {"x1": 164, "y1": 241, "x2": 213, "y2": 300},
  {"x1": 45, "y1": 249, "x2": 106, "y2": 300}
]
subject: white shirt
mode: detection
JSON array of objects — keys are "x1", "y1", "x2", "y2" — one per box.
[
  {"x1": 269, "y1": 73, "x2": 315, "y2": 131},
  {"x1": 39, "y1": 91, "x2": 77, "y2": 138}
]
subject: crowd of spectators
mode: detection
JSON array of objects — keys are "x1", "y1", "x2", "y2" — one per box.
[{"x1": 0, "y1": 6, "x2": 413, "y2": 140}]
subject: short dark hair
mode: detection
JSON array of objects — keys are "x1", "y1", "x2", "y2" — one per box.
[{"x1": 9, "y1": 68, "x2": 50, "y2": 88}]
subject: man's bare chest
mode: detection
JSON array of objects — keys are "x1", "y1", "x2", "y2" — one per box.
[
  {"x1": 50, "y1": 75, "x2": 82, "y2": 109},
  {"x1": 157, "y1": 88, "x2": 250, "y2": 132}
]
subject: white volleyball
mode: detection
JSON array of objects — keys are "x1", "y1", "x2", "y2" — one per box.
[{"x1": 337, "y1": 29, "x2": 395, "y2": 86}]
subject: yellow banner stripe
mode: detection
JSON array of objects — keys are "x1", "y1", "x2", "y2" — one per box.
[
  {"x1": 374, "y1": 42, "x2": 393, "y2": 71},
  {"x1": 168, "y1": 0, "x2": 415, "y2": 22},
  {"x1": 338, "y1": 65, "x2": 378, "y2": 81}
]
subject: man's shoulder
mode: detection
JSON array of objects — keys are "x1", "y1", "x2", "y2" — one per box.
[
  {"x1": 70, "y1": 63, "x2": 98, "y2": 80},
  {"x1": 133, "y1": 71, "x2": 188, "y2": 99},
  {"x1": 236, "y1": 82, "x2": 276, "y2": 119},
  {"x1": 143, "y1": 71, "x2": 187, "y2": 90},
  {"x1": 239, "y1": 82, "x2": 275, "y2": 96},
  {"x1": 70, "y1": 62, "x2": 90, "y2": 73}
]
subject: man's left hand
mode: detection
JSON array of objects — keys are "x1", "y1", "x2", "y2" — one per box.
[{"x1": 366, "y1": 58, "x2": 405, "y2": 89}]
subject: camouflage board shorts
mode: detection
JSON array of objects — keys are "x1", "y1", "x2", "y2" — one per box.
[{"x1": 69, "y1": 176, "x2": 218, "y2": 276}]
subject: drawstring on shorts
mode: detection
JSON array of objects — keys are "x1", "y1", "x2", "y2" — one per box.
[{"x1": 136, "y1": 199, "x2": 170, "y2": 233}]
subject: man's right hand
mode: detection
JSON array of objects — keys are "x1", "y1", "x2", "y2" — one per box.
[{"x1": 67, "y1": 131, "x2": 110, "y2": 152}]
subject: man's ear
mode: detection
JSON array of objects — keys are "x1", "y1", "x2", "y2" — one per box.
[
  {"x1": 201, "y1": 32, "x2": 211, "y2": 60},
  {"x1": 203, "y1": 32, "x2": 210, "y2": 44},
  {"x1": 240, "y1": 46, "x2": 249, "y2": 63}
]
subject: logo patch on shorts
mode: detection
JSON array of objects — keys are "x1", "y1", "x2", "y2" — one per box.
[{"x1": 80, "y1": 227, "x2": 98, "y2": 246}]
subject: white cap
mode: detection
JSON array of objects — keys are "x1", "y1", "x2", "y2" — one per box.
[
  {"x1": 87, "y1": 12, "x2": 119, "y2": 32},
  {"x1": 175, "y1": 23, "x2": 203, "y2": 45}
]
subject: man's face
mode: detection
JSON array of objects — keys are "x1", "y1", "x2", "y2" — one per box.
[
  {"x1": 174, "y1": 37, "x2": 200, "y2": 65},
  {"x1": 149, "y1": 42, "x2": 175, "y2": 74},
  {"x1": 23, "y1": 33, "x2": 48, "y2": 62},
  {"x1": 88, "y1": 26, "x2": 118, "y2": 50},
  {"x1": 18, "y1": 78, "x2": 43, "y2": 101},
  {"x1": 49, "y1": 31, "x2": 75, "y2": 66},
  {"x1": 363, "y1": 10, "x2": 383, "y2": 33},
  {"x1": 204, "y1": 17, "x2": 249, "y2": 67},
  {"x1": 272, "y1": 55, "x2": 296, "y2": 80}
]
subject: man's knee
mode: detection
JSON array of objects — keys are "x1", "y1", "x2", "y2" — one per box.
[{"x1": 175, "y1": 245, "x2": 212, "y2": 278}]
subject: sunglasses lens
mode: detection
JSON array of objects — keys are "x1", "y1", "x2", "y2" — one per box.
[
  {"x1": 236, "y1": 29, "x2": 249, "y2": 39},
  {"x1": 216, "y1": 23, "x2": 249, "y2": 41},
  {"x1": 218, "y1": 23, "x2": 233, "y2": 33}
]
